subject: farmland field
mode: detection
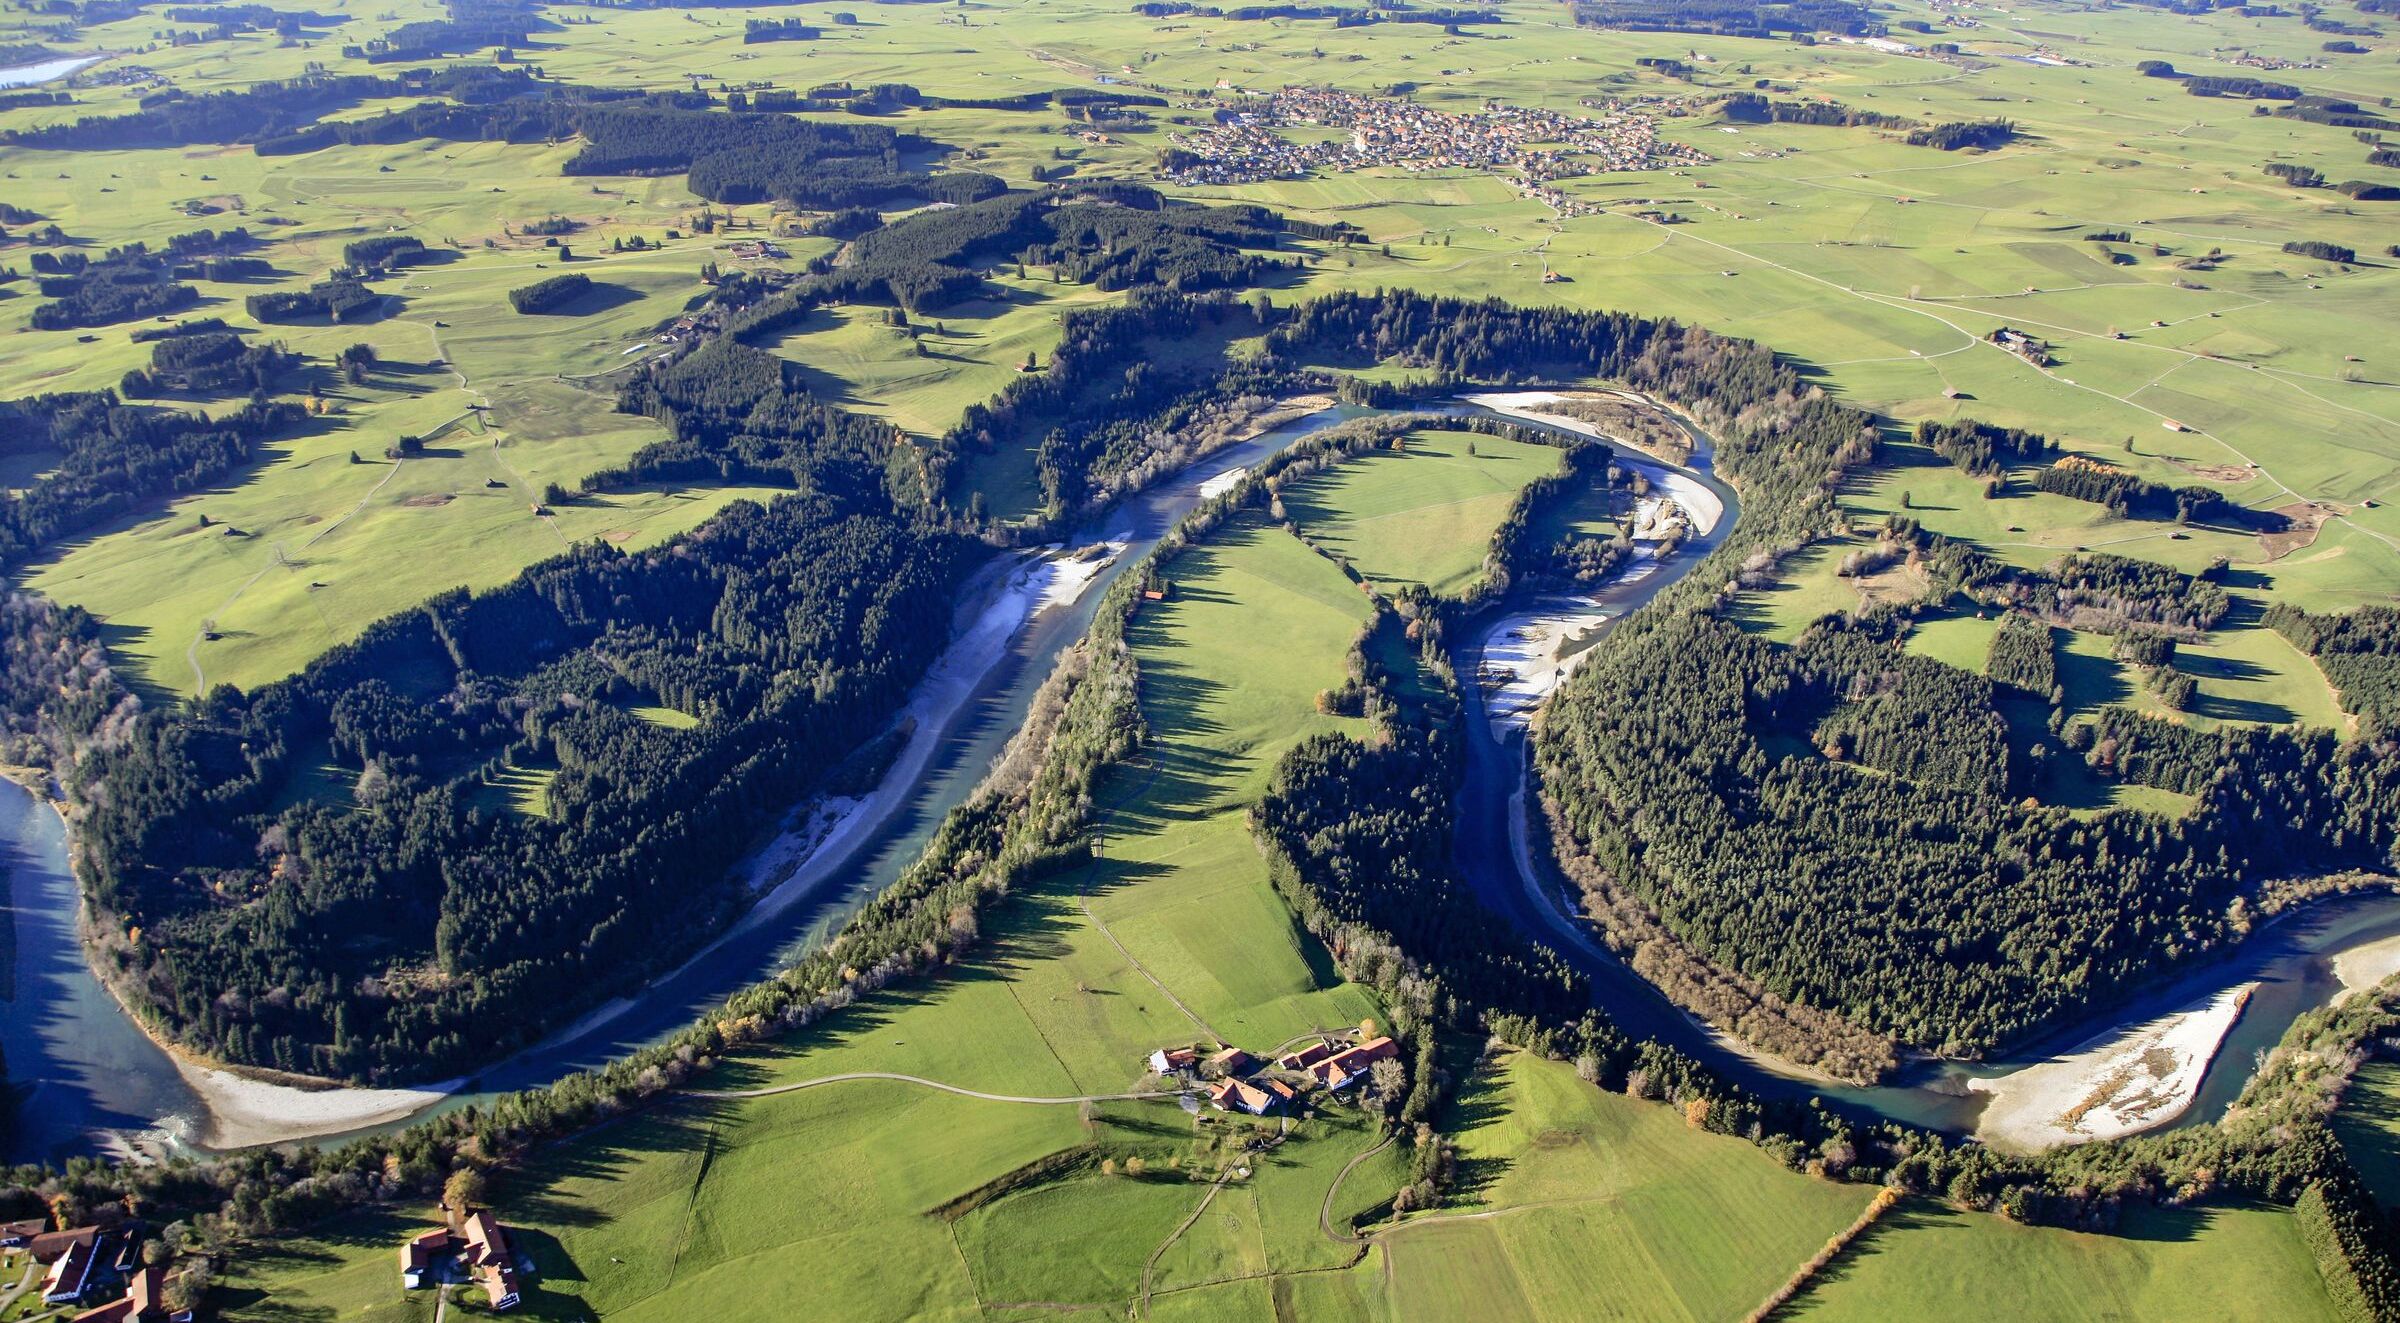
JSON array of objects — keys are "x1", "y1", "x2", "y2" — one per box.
[
  {"x1": 1789, "y1": 1199, "x2": 2338, "y2": 1321},
  {"x1": 1280, "y1": 428, "x2": 1563, "y2": 596},
  {"x1": 1377, "y1": 1051, "x2": 1877, "y2": 1323},
  {"x1": 2336, "y1": 1060, "x2": 2400, "y2": 1208}
]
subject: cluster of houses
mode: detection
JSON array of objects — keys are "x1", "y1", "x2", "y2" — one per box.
[
  {"x1": 1518, "y1": 179, "x2": 1605, "y2": 219},
  {"x1": 1162, "y1": 88, "x2": 1710, "y2": 187},
  {"x1": 4, "y1": 1221, "x2": 195, "y2": 1321},
  {"x1": 649, "y1": 262, "x2": 798, "y2": 353},
  {"x1": 2227, "y1": 49, "x2": 2323, "y2": 73},
  {"x1": 399, "y1": 1207, "x2": 524, "y2": 1311},
  {"x1": 1147, "y1": 1033, "x2": 1401, "y2": 1116},
  {"x1": 1990, "y1": 325, "x2": 2054, "y2": 367},
  {"x1": 83, "y1": 64, "x2": 166, "y2": 92},
  {"x1": 725, "y1": 239, "x2": 788, "y2": 262}
]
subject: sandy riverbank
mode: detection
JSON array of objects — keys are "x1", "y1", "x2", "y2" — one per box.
[
  {"x1": 2335, "y1": 933, "x2": 2400, "y2": 999},
  {"x1": 1479, "y1": 601, "x2": 1615, "y2": 732},
  {"x1": 1197, "y1": 466, "x2": 1246, "y2": 500},
  {"x1": 170, "y1": 1058, "x2": 461, "y2": 1151},
  {"x1": 1970, "y1": 984, "x2": 2254, "y2": 1153}
]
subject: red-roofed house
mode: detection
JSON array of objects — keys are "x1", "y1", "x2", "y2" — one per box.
[
  {"x1": 399, "y1": 1228, "x2": 452, "y2": 1290},
  {"x1": 462, "y1": 1210, "x2": 522, "y2": 1311},
  {"x1": 398, "y1": 1210, "x2": 522, "y2": 1311},
  {"x1": 30, "y1": 1227, "x2": 99, "y2": 1264},
  {"x1": 1310, "y1": 1035, "x2": 1399, "y2": 1091},
  {"x1": 71, "y1": 1264, "x2": 192, "y2": 1323},
  {"x1": 1147, "y1": 1045, "x2": 1201, "y2": 1075},
  {"x1": 1203, "y1": 1048, "x2": 1253, "y2": 1078},
  {"x1": 1274, "y1": 1041, "x2": 1337, "y2": 1072},
  {"x1": 1207, "y1": 1079, "x2": 1282, "y2": 1115},
  {"x1": 43, "y1": 1237, "x2": 98, "y2": 1306}
]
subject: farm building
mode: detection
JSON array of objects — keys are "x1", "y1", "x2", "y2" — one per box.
[
  {"x1": 1309, "y1": 1036, "x2": 1400, "y2": 1091},
  {"x1": 70, "y1": 1265, "x2": 194, "y2": 1323},
  {"x1": 1204, "y1": 1047, "x2": 1254, "y2": 1077},
  {"x1": 1275, "y1": 1041, "x2": 1340, "y2": 1072},
  {"x1": 1207, "y1": 1077, "x2": 1296, "y2": 1115},
  {"x1": 44, "y1": 1237, "x2": 100, "y2": 1306},
  {"x1": 399, "y1": 1209, "x2": 524, "y2": 1311},
  {"x1": 29, "y1": 1227, "x2": 100, "y2": 1264}
]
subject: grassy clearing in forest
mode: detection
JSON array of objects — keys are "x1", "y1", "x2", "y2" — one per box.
[{"x1": 1280, "y1": 429, "x2": 1563, "y2": 597}]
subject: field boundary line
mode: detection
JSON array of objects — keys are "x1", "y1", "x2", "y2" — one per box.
[
  {"x1": 1744, "y1": 1186, "x2": 1905, "y2": 1322},
  {"x1": 1079, "y1": 870, "x2": 1221, "y2": 1043}
]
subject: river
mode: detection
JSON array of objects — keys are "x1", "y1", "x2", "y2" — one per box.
[{"x1": 6, "y1": 393, "x2": 2396, "y2": 1161}]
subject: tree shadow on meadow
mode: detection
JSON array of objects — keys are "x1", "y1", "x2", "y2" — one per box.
[
  {"x1": 527, "y1": 280, "x2": 644, "y2": 318},
  {"x1": 1435, "y1": 1057, "x2": 1518, "y2": 1204}
]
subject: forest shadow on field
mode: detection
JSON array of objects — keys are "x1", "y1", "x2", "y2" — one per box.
[
  {"x1": 1435, "y1": 1057, "x2": 1518, "y2": 1204},
  {"x1": 533, "y1": 280, "x2": 643, "y2": 317}
]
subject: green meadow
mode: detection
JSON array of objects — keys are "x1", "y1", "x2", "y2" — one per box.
[
  {"x1": 3, "y1": 131, "x2": 805, "y2": 696},
  {"x1": 1789, "y1": 1198, "x2": 2337, "y2": 1321},
  {"x1": 2336, "y1": 1059, "x2": 2400, "y2": 1208},
  {"x1": 1279, "y1": 428, "x2": 1562, "y2": 596},
  {"x1": 1373, "y1": 1050, "x2": 1877, "y2": 1323}
]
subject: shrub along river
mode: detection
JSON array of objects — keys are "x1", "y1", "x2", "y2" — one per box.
[{"x1": 5, "y1": 397, "x2": 2398, "y2": 1162}]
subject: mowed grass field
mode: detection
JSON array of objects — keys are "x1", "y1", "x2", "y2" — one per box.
[
  {"x1": 1280, "y1": 429, "x2": 1563, "y2": 596},
  {"x1": 1788, "y1": 1198, "x2": 2337, "y2": 1320},
  {"x1": 2335, "y1": 1059, "x2": 2400, "y2": 1208},
  {"x1": 1734, "y1": 440, "x2": 2351, "y2": 754},
  {"x1": 1370, "y1": 1050, "x2": 1876, "y2": 1323},
  {"x1": 759, "y1": 276, "x2": 1123, "y2": 520}
]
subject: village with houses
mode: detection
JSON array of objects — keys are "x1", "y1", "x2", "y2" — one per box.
[{"x1": 1161, "y1": 87, "x2": 1712, "y2": 190}]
